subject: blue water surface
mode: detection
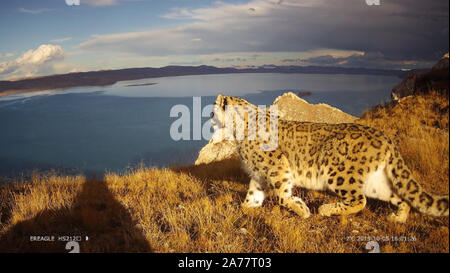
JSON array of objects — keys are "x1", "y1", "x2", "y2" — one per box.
[{"x1": 0, "y1": 73, "x2": 401, "y2": 179}]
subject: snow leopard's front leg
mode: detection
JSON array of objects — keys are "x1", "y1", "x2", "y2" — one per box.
[
  {"x1": 266, "y1": 152, "x2": 311, "y2": 218},
  {"x1": 242, "y1": 178, "x2": 266, "y2": 208}
]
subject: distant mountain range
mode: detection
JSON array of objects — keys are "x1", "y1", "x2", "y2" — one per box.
[{"x1": 0, "y1": 65, "x2": 413, "y2": 97}]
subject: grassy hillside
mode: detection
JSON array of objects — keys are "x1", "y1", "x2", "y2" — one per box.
[{"x1": 0, "y1": 93, "x2": 448, "y2": 253}]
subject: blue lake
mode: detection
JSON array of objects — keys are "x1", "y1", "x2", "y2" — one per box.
[{"x1": 0, "y1": 73, "x2": 401, "y2": 180}]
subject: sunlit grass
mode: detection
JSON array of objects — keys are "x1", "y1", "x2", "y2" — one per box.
[{"x1": 0, "y1": 93, "x2": 448, "y2": 253}]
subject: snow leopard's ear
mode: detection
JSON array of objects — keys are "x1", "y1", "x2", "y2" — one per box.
[{"x1": 215, "y1": 93, "x2": 227, "y2": 110}]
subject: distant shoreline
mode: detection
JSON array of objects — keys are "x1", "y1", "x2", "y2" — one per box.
[
  {"x1": 125, "y1": 82, "x2": 157, "y2": 87},
  {"x1": 0, "y1": 65, "x2": 411, "y2": 98}
]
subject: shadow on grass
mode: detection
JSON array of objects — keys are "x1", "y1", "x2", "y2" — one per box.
[
  {"x1": 0, "y1": 177, "x2": 152, "y2": 253},
  {"x1": 172, "y1": 157, "x2": 250, "y2": 201},
  {"x1": 172, "y1": 158, "x2": 249, "y2": 184}
]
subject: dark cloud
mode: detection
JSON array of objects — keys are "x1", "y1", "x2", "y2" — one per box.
[
  {"x1": 212, "y1": 57, "x2": 248, "y2": 62},
  {"x1": 168, "y1": 60, "x2": 203, "y2": 65},
  {"x1": 299, "y1": 52, "x2": 437, "y2": 69},
  {"x1": 281, "y1": 59, "x2": 298, "y2": 63},
  {"x1": 79, "y1": 0, "x2": 449, "y2": 68}
]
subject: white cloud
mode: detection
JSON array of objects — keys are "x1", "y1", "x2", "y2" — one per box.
[
  {"x1": 50, "y1": 37, "x2": 73, "y2": 43},
  {"x1": 0, "y1": 53, "x2": 14, "y2": 60},
  {"x1": 0, "y1": 44, "x2": 65, "y2": 79},
  {"x1": 82, "y1": 0, "x2": 118, "y2": 6},
  {"x1": 18, "y1": 8, "x2": 53, "y2": 14},
  {"x1": 161, "y1": 1, "x2": 274, "y2": 20}
]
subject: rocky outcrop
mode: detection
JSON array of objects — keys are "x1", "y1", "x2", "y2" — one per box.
[
  {"x1": 272, "y1": 92, "x2": 357, "y2": 123},
  {"x1": 392, "y1": 53, "x2": 449, "y2": 100},
  {"x1": 195, "y1": 139, "x2": 238, "y2": 166},
  {"x1": 195, "y1": 92, "x2": 357, "y2": 165}
]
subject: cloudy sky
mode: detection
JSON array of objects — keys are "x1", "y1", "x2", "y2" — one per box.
[{"x1": 0, "y1": 0, "x2": 448, "y2": 80}]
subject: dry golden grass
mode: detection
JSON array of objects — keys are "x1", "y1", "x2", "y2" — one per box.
[
  {"x1": 0, "y1": 93, "x2": 448, "y2": 253},
  {"x1": 359, "y1": 93, "x2": 449, "y2": 195}
]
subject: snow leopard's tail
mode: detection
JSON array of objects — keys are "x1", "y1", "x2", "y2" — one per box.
[{"x1": 386, "y1": 147, "x2": 449, "y2": 217}]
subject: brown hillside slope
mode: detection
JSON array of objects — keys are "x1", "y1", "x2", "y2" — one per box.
[
  {"x1": 392, "y1": 53, "x2": 449, "y2": 100},
  {"x1": 0, "y1": 93, "x2": 448, "y2": 253}
]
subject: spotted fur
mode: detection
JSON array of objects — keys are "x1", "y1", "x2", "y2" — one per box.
[{"x1": 212, "y1": 94, "x2": 449, "y2": 223}]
